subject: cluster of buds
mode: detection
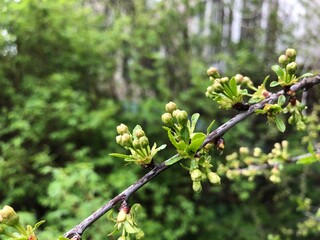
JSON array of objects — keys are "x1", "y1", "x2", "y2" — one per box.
[
  {"x1": 220, "y1": 141, "x2": 289, "y2": 183},
  {"x1": 267, "y1": 141, "x2": 289, "y2": 165},
  {"x1": 205, "y1": 67, "x2": 252, "y2": 110},
  {"x1": 189, "y1": 157, "x2": 220, "y2": 193},
  {"x1": 161, "y1": 101, "x2": 188, "y2": 128},
  {"x1": 284, "y1": 99, "x2": 307, "y2": 131},
  {"x1": 0, "y1": 205, "x2": 43, "y2": 240},
  {"x1": 271, "y1": 48, "x2": 303, "y2": 88},
  {"x1": 112, "y1": 124, "x2": 166, "y2": 168},
  {"x1": 108, "y1": 202, "x2": 144, "y2": 240}
]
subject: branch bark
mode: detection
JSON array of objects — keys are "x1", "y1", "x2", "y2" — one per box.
[{"x1": 64, "y1": 74, "x2": 320, "y2": 239}]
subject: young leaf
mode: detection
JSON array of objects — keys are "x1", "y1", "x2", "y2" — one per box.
[
  {"x1": 110, "y1": 153, "x2": 133, "y2": 159},
  {"x1": 271, "y1": 65, "x2": 284, "y2": 80},
  {"x1": 270, "y1": 81, "x2": 280, "y2": 87},
  {"x1": 277, "y1": 95, "x2": 286, "y2": 106},
  {"x1": 190, "y1": 113, "x2": 200, "y2": 132},
  {"x1": 297, "y1": 72, "x2": 313, "y2": 80},
  {"x1": 188, "y1": 132, "x2": 206, "y2": 153},
  {"x1": 275, "y1": 116, "x2": 286, "y2": 132},
  {"x1": 165, "y1": 154, "x2": 184, "y2": 165},
  {"x1": 229, "y1": 77, "x2": 238, "y2": 96},
  {"x1": 180, "y1": 126, "x2": 190, "y2": 144},
  {"x1": 206, "y1": 119, "x2": 215, "y2": 135}
]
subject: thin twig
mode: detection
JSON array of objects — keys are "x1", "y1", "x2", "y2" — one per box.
[{"x1": 64, "y1": 75, "x2": 320, "y2": 239}]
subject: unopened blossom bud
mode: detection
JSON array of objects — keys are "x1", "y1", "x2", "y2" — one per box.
[
  {"x1": 288, "y1": 115, "x2": 295, "y2": 124},
  {"x1": 207, "y1": 172, "x2": 221, "y2": 184},
  {"x1": 207, "y1": 67, "x2": 220, "y2": 78},
  {"x1": 281, "y1": 140, "x2": 288, "y2": 149},
  {"x1": 253, "y1": 147, "x2": 262, "y2": 157},
  {"x1": 134, "y1": 129, "x2": 145, "y2": 139},
  {"x1": 121, "y1": 133, "x2": 132, "y2": 147},
  {"x1": 235, "y1": 74, "x2": 244, "y2": 83},
  {"x1": 243, "y1": 76, "x2": 252, "y2": 85},
  {"x1": 161, "y1": 113, "x2": 174, "y2": 126},
  {"x1": 239, "y1": 147, "x2": 249, "y2": 155},
  {"x1": 139, "y1": 136, "x2": 149, "y2": 148},
  {"x1": 116, "y1": 135, "x2": 122, "y2": 145},
  {"x1": 118, "y1": 236, "x2": 126, "y2": 240},
  {"x1": 286, "y1": 62, "x2": 297, "y2": 75},
  {"x1": 173, "y1": 109, "x2": 188, "y2": 125},
  {"x1": 192, "y1": 181, "x2": 202, "y2": 193},
  {"x1": 278, "y1": 54, "x2": 288, "y2": 66},
  {"x1": 212, "y1": 82, "x2": 223, "y2": 91},
  {"x1": 0, "y1": 206, "x2": 19, "y2": 226},
  {"x1": 117, "y1": 124, "x2": 129, "y2": 135},
  {"x1": 285, "y1": 48, "x2": 297, "y2": 61},
  {"x1": 297, "y1": 121, "x2": 306, "y2": 131},
  {"x1": 190, "y1": 168, "x2": 203, "y2": 182},
  {"x1": 220, "y1": 77, "x2": 229, "y2": 84},
  {"x1": 165, "y1": 101, "x2": 177, "y2": 113},
  {"x1": 133, "y1": 139, "x2": 141, "y2": 149}
]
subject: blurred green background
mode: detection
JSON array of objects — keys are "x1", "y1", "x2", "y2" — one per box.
[{"x1": 0, "y1": 0, "x2": 319, "y2": 239}]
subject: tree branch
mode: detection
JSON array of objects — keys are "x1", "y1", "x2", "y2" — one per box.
[{"x1": 63, "y1": 75, "x2": 320, "y2": 239}]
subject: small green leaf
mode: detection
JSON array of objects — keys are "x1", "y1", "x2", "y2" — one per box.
[
  {"x1": 165, "y1": 154, "x2": 184, "y2": 165},
  {"x1": 188, "y1": 132, "x2": 206, "y2": 153},
  {"x1": 277, "y1": 95, "x2": 286, "y2": 106},
  {"x1": 34, "y1": 220, "x2": 45, "y2": 230},
  {"x1": 156, "y1": 144, "x2": 167, "y2": 151},
  {"x1": 206, "y1": 119, "x2": 215, "y2": 135},
  {"x1": 271, "y1": 65, "x2": 284, "y2": 79},
  {"x1": 297, "y1": 72, "x2": 313, "y2": 80},
  {"x1": 110, "y1": 153, "x2": 133, "y2": 159},
  {"x1": 297, "y1": 155, "x2": 318, "y2": 165},
  {"x1": 270, "y1": 81, "x2": 280, "y2": 87},
  {"x1": 190, "y1": 113, "x2": 200, "y2": 132},
  {"x1": 229, "y1": 77, "x2": 238, "y2": 96},
  {"x1": 180, "y1": 126, "x2": 190, "y2": 144},
  {"x1": 275, "y1": 116, "x2": 286, "y2": 132}
]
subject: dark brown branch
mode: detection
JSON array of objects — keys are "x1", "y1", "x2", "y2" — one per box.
[{"x1": 64, "y1": 75, "x2": 320, "y2": 239}]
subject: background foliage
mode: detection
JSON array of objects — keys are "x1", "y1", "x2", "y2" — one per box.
[{"x1": 0, "y1": 0, "x2": 319, "y2": 239}]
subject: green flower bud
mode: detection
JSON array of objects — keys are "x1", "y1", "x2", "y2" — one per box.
[
  {"x1": 133, "y1": 139, "x2": 141, "y2": 149},
  {"x1": 192, "y1": 181, "x2": 202, "y2": 193},
  {"x1": 117, "y1": 124, "x2": 129, "y2": 135},
  {"x1": 139, "y1": 136, "x2": 149, "y2": 148},
  {"x1": 116, "y1": 135, "x2": 122, "y2": 145},
  {"x1": 134, "y1": 129, "x2": 145, "y2": 139},
  {"x1": 212, "y1": 82, "x2": 223, "y2": 91},
  {"x1": 281, "y1": 140, "x2": 288, "y2": 149},
  {"x1": 161, "y1": 113, "x2": 174, "y2": 126},
  {"x1": 165, "y1": 101, "x2": 177, "y2": 113},
  {"x1": 288, "y1": 115, "x2": 295, "y2": 125},
  {"x1": 206, "y1": 86, "x2": 214, "y2": 93},
  {"x1": 190, "y1": 168, "x2": 203, "y2": 182},
  {"x1": 253, "y1": 147, "x2": 262, "y2": 157},
  {"x1": 121, "y1": 133, "x2": 132, "y2": 147},
  {"x1": 286, "y1": 62, "x2": 297, "y2": 75},
  {"x1": 220, "y1": 77, "x2": 229, "y2": 84},
  {"x1": 239, "y1": 147, "x2": 249, "y2": 155},
  {"x1": 172, "y1": 109, "x2": 188, "y2": 125},
  {"x1": 285, "y1": 48, "x2": 297, "y2": 61},
  {"x1": 234, "y1": 74, "x2": 244, "y2": 84},
  {"x1": 270, "y1": 174, "x2": 281, "y2": 183},
  {"x1": 207, "y1": 172, "x2": 221, "y2": 184},
  {"x1": 243, "y1": 76, "x2": 252, "y2": 85},
  {"x1": 0, "y1": 206, "x2": 19, "y2": 226},
  {"x1": 278, "y1": 54, "x2": 288, "y2": 66},
  {"x1": 297, "y1": 121, "x2": 306, "y2": 131},
  {"x1": 207, "y1": 67, "x2": 220, "y2": 78},
  {"x1": 118, "y1": 236, "x2": 126, "y2": 240}
]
